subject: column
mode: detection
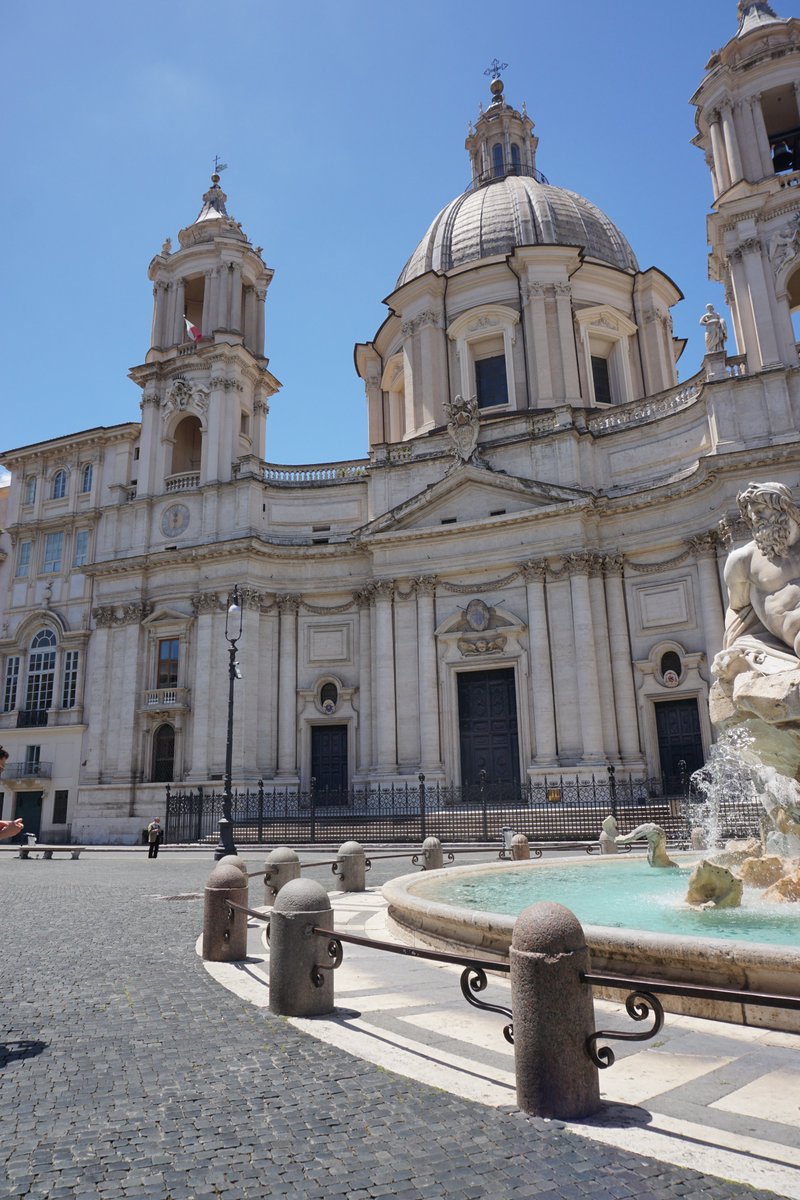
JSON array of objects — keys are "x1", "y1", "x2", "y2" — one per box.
[
  {"x1": 708, "y1": 111, "x2": 731, "y2": 192},
  {"x1": 588, "y1": 555, "x2": 620, "y2": 762},
  {"x1": 567, "y1": 555, "x2": 605, "y2": 764},
  {"x1": 172, "y1": 278, "x2": 185, "y2": 344},
  {"x1": 150, "y1": 285, "x2": 160, "y2": 348},
  {"x1": 688, "y1": 534, "x2": 726, "y2": 660},
  {"x1": 243, "y1": 286, "x2": 256, "y2": 351},
  {"x1": 230, "y1": 263, "x2": 243, "y2": 333},
  {"x1": 738, "y1": 98, "x2": 762, "y2": 182},
  {"x1": 741, "y1": 239, "x2": 781, "y2": 367},
  {"x1": 721, "y1": 103, "x2": 743, "y2": 184},
  {"x1": 750, "y1": 94, "x2": 775, "y2": 178},
  {"x1": 188, "y1": 595, "x2": 218, "y2": 779},
  {"x1": 372, "y1": 580, "x2": 398, "y2": 774},
  {"x1": 547, "y1": 570, "x2": 581, "y2": 763},
  {"x1": 83, "y1": 615, "x2": 113, "y2": 783},
  {"x1": 603, "y1": 557, "x2": 643, "y2": 763},
  {"x1": 216, "y1": 263, "x2": 230, "y2": 331},
  {"x1": 523, "y1": 284, "x2": 553, "y2": 404},
  {"x1": 394, "y1": 583, "x2": 420, "y2": 768},
  {"x1": 521, "y1": 562, "x2": 557, "y2": 765},
  {"x1": 705, "y1": 152, "x2": 720, "y2": 201},
  {"x1": 729, "y1": 250, "x2": 759, "y2": 367},
  {"x1": 201, "y1": 271, "x2": 214, "y2": 339},
  {"x1": 416, "y1": 577, "x2": 442, "y2": 771},
  {"x1": 255, "y1": 287, "x2": 266, "y2": 356},
  {"x1": 276, "y1": 594, "x2": 299, "y2": 776},
  {"x1": 356, "y1": 589, "x2": 374, "y2": 774},
  {"x1": 553, "y1": 283, "x2": 580, "y2": 400}
]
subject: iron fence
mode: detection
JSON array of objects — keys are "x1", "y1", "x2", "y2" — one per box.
[{"x1": 164, "y1": 774, "x2": 764, "y2": 847}]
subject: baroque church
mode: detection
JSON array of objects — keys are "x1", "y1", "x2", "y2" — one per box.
[{"x1": 1, "y1": 1, "x2": 800, "y2": 842}]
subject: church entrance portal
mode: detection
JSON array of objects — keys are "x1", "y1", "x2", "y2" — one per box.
[
  {"x1": 311, "y1": 725, "x2": 348, "y2": 804},
  {"x1": 655, "y1": 698, "x2": 704, "y2": 792},
  {"x1": 457, "y1": 669, "x2": 520, "y2": 790}
]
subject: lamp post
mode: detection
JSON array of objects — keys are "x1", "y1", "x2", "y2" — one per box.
[{"x1": 215, "y1": 585, "x2": 243, "y2": 860}]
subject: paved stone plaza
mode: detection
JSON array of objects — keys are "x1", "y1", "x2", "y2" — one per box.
[{"x1": 0, "y1": 849, "x2": 793, "y2": 1199}]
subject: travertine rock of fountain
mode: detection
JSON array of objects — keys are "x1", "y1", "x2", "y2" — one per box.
[
  {"x1": 599, "y1": 815, "x2": 618, "y2": 854},
  {"x1": 711, "y1": 837, "x2": 762, "y2": 868},
  {"x1": 685, "y1": 860, "x2": 743, "y2": 909},
  {"x1": 615, "y1": 823, "x2": 677, "y2": 868},
  {"x1": 709, "y1": 482, "x2": 800, "y2": 886},
  {"x1": 762, "y1": 869, "x2": 800, "y2": 902},
  {"x1": 739, "y1": 855, "x2": 787, "y2": 888}
]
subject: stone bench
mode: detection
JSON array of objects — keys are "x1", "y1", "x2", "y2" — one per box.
[{"x1": 17, "y1": 844, "x2": 85, "y2": 860}]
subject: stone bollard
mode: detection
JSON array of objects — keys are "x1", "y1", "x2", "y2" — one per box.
[
  {"x1": 269, "y1": 879, "x2": 335, "y2": 1017},
  {"x1": 511, "y1": 833, "x2": 530, "y2": 861},
  {"x1": 263, "y1": 846, "x2": 301, "y2": 906},
  {"x1": 202, "y1": 861, "x2": 249, "y2": 962},
  {"x1": 333, "y1": 840, "x2": 366, "y2": 892},
  {"x1": 421, "y1": 836, "x2": 443, "y2": 871},
  {"x1": 218, "y1": 854, "x2": 248, "y2": 877},
  {"x1": 510, "y1": 901, "x2": 601, "y2": 1119}
]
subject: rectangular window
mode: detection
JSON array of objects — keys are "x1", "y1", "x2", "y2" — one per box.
[
  {"x1": 157, "y1": 638, "x2": 180, "y2": 689},
  {"x1": 24, "y1": 477, "x2": 36, "y2": 505},
  {"x1": 73, "y1": 530, "x2": 90, "y2": 567},
  {"x1": 591, "y1": 355, "x2": 612, "y2": 406},
  {"x1": 62, "y1": 650, "x2": 79, "y2": 709},
  {"x1": 475, "y1": 354, "x2": 508, "y2": 409},
  {"x1": 43, "y1": 531, "x2": 64, "y2": 574},
  {"x1": 24, "y1": 745, "x2": 41, "y2": 772},
  {"x1": 53, "y1": 790, "x2": 69, "y2": 824},
  {"x1": 16, "y1": 541, "x2": 32, "y2": 578},
  {"x1": 3, "y1": 657, "x2": 20, "y2": 712}
]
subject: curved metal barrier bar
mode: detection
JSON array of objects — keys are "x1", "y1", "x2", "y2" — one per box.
[{"x1": 460, "y1": 965, "x2": 514, "y2": 1044}]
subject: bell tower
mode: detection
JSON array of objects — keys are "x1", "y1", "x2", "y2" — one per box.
[
  {"x1": 692, "y1": 2, "x2": 800, "y2": 373},
  {"x1": 129, "y1": 171, "x2": 280, "y2": 495}
]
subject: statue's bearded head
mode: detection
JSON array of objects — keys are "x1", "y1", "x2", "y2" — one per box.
[{"x1": 738, "y1": 481, "x2": 800, "y2": 558}]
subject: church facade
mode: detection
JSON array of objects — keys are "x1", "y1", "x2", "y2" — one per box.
[{"x1": 2, "y1": 1, "x2": 800, "y2": 842}]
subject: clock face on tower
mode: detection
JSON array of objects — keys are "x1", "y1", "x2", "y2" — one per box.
[{"x1": 161, "y1": 503, "x2": 190, "y2": 538}]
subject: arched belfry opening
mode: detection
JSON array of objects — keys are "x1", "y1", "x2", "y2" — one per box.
[
  {"x1": 788, "y1": 266, "x2": 800, "y2": 346},
  {"x1": 170, "y1": 415, "x2": 202, "y2": 476}
]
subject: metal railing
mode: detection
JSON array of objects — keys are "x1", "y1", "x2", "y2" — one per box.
[
  {"x1": 3, "y1": 760, "x2": 52, "y2": 780},
  {"x1": 15, "y1": 709, "x2": 48, "y2": 729},
  {"x1": 165, "y1": 774, "x2": 763, "y2": 846}
]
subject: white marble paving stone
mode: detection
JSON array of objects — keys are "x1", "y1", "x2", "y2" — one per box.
[
  {"x1": 595, "y1": 1050, "x2": 735, "y2": 1107},
  {"x1": 711, "y1": 1067, "x2": 800, "y2": 1127}
]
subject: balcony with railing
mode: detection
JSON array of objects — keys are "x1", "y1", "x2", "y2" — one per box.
[
  {"x1": 141, "y1": 687, "x2": 191, "y2": 711},
  {"x1": 16, "y1": 709, "x2": 49, "y2": 728},
  {"x1": 3, "y1": 761, "x2": 52, "y2": 781},
  {"x1": 165, "y1": 472, "x2": 201, "y2": 493}
]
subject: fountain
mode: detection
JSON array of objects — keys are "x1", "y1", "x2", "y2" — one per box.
[{"x1": 382, "y1": 481, "x2": 800, "y2": 1031}]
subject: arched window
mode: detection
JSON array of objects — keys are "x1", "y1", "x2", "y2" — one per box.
[
  {"x1": 23, "y1": 477, "x2": 36, "y2": 506},
  {"x1": 787, "y1": 266, "x2": 800, "y2": 347},
  {"x1": 51, "y1": 470, "x2": 67, "y2": 500},
  {"x1": 170, "y1": 415, "x2": 202, "y2": 477},
  {"x1": 510, "y1": 144, "x2": 521, "y2": 175},
  {"x1": 492, "y1": 143, "x2": 504, "y2": 178},
  {"x1": 660, "y1": 651, "x2": 682, "y2": 679},
  {"x1": 320, "y1": 682, "x2": 339, "y2": 713},
  {"x1": 152, "y1": 724, "x2": 175, "y2": 782},
  {"x1": 25, "y1": 629, "x2": 57, "y2": 715},
  {"x1": 80, "y1": 464, "x2": 93, "y2": 493}
]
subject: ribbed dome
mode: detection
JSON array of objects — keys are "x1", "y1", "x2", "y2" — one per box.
[{"x1": 397, "y1": 174, "x2": 638, "y2": 287}]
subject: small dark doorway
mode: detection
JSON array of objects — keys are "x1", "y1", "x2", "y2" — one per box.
[
  {"x1": 153, "y1": 724, "x2": 175, "y2": 783},
  {"x1": 458, "y1": 669, "x2": 520, "y2": 790},
  {"x1": 14, "y1": 791, "x2": 43, "y2": 841},
  {"x1": 655, "y1": 699, "x2": 704, "y2": 792},
  {"x1": 311, "y1": 725, "x2": 348, "y2": 803}
]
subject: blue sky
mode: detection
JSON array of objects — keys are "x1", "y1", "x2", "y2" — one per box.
[{"x1": 2, "y1": 0, "x2": 742, "y2": 472}]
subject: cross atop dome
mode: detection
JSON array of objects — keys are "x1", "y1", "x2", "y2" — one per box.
[{"x1": 483, "y1": 58, "x2": 508, "y2": 106}]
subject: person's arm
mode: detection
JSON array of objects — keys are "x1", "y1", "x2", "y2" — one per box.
[{"x1": 0, "y1": 819, "x2": 24, "y2": 841}]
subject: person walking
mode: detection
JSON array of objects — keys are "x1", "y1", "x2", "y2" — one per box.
[{"x1": 146, "y1": 818, "x2": 162, "y2": 859}]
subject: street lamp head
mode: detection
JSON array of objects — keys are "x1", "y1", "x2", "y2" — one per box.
[{"x1": 225, "y1": 585, "x2": 243, "y2": 643}]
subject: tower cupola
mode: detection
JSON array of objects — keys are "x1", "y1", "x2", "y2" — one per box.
[{"x1": 464, "y1": 61, "x2": 541, "y2": 188}]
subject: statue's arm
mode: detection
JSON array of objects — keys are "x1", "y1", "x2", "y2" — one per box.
[{"x1": 723, "y1": 546, "x2": 751, "y2": 612}]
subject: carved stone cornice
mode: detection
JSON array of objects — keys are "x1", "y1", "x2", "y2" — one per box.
[
  {"x1": 209, "y1": 377, "x2": 244, "y2": 392},
  {"x1": 603, "y1": 554, "x2": 625, "y2": 578},
  {"x1": 563, "y1": 552, "x2": 592, "y2": 576},
  {"x1": 92, "y1": 606, "x2": 117, "y2": 628},
  {"x1": 276, "y1": 593, "x2": 301, "y2": 614},
  {"x1": 191, "y1": 592, "x2": 222, "y2": 615},
  {"x1": 718, "y1": 514, "x2": 749, "y2": 549},
  {"x1": 372, "y1": 579, "x2": 395, "y2": 602},
  {"x1": 413, "y1": 575, "x2": 437, "y2": 597},
  {"x1": 354, "y1": 585, "x2": 376, "y2": 608},
  {"x1": 587, "y1": 553, "x2": 606, "y2": 578},
  {"x1": 687, "y1": 532, "x2": 719, "y2": 559},
  {"x1": 519, "y1": 559, "x2": 547, "y2": 583},
  {"x1": 119, "y1": 601, "x2": 153, "y2": 625},
  {"x1": 401, "y1": 310, "x2": 440, "y2": 337},
  {"x1": 237, "y1": 587, "x2": 264, "y2": 611}
]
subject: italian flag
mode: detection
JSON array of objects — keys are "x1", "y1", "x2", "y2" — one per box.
[{"x1": 184, "y1": 316, "x2": 201, "y2": 344}]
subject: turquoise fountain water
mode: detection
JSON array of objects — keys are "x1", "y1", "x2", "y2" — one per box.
[{"x1": 414, "y1": 855, "x2": 800, "y2": 948}]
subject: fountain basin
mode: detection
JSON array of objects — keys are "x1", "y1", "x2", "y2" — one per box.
[{"x1": 382, "y1": 855, "x2": 800, "y2": 1032}]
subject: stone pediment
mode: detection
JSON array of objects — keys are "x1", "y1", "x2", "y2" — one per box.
[
  {"x1": 141, "y1": 606, "x2": 192, "y2": 626},
  {"x1": 359, "y1": 465, "x2": 591, "y2": 536}
]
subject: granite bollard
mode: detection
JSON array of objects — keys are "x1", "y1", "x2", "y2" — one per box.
[
  {"x1": 202, "y1": 860, "x2": 249, "y2": 962},
  {"x1": 511, "y1": 833, "x2": 530, "y2": 860},
  {"x1": 510, "y1": 901, "x2": 601, "y2": 1119},
  {"x1": 263, "y1": 846, "x2": 301, "y2": 905},
  {"x1": 334, "y1": 840, "x2": 366, "y2": 891},
  {"x1": 421, "y1": 836, "x2": 443, "y2": 870},
  {"x1": 268, "y1": 878, "x2": 335, "y2": 1017}
]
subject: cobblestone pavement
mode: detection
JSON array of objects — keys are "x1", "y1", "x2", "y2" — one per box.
[{"x1": 0, "y1": 849, "x2": 786, "y2": 1200}]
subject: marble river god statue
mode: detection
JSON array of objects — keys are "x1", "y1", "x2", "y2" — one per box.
[{"x1": 708, "y1": 480, "x2": 800, "y2": 894}]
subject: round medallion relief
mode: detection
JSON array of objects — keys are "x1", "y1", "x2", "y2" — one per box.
[{"x1": 161, "y1": 503, "x2": 190, "y2": 537}]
